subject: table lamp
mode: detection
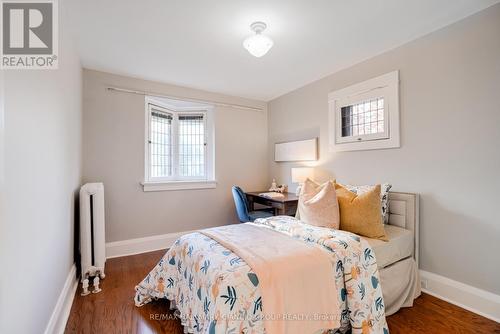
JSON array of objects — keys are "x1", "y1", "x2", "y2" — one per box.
[{"x1": 291, "y1": 167, "x2": 315, "y2": 196}]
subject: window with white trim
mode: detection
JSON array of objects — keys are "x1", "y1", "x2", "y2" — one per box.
[
  {"x1": 144, "y1": 97, "x2": 215, "y2": 191},
  {"x1": 339, "y1": 97, "x2": 386, "y2": 142},
  {"x1": 329, "y1": 71, "x2": 400, "y2": 152}
]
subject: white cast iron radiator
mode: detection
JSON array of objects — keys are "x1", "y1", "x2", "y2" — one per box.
[{"x1": 79, "y1": 182, "x2": 106, "y2": 295}]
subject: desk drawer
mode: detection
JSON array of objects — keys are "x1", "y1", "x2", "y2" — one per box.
[{"x1": 253, "y1": 197, "x2": 284, "y2": 209}]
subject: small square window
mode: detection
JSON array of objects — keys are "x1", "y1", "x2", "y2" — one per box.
[
  {"x1": 329, "y1": 71, "x2": 400, "y2": 152},
  {"x1": 338, "y1": 97, "x2": 387, "y2": 141}
]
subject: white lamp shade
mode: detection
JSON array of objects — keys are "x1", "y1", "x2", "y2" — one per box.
[
  {"x1": 291, "y1": 167, "x2": 314, "y2": 183},
  {"x1": 243, "y1": 34, "x2": 273, "y2": 57}
]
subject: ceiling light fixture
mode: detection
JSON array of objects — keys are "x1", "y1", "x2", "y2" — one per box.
[{"x1": 243, "y1": 21, "x2": 273, "y2": 58}]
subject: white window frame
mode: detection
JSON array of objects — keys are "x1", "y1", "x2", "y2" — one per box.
[
  {"x1": 328, "y1": 70, "x2": 400, "y2": 152},
  {"x1": 142, "y1": 97, "x2": 216, "y2": 192}
]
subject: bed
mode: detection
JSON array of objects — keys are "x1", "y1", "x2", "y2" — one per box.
[{"x1": 135, "y1": 191, "x2": 419, "y2": 333}]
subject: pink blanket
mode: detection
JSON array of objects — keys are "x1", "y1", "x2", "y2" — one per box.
[{"x1": 200, "y1": 223, "x2": 339, "y2": 334}]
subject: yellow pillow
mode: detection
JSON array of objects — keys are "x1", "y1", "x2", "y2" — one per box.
[
  {"x1": 335, "y1": 183, "x2": 388, "y2": 241},
  {"x1": 298, "y1": 178, "x2": 340, "y2": 229}
]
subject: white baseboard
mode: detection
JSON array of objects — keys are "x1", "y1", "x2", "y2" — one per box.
[
  {"x1": 105, "y1": 230, "x2": 196, "y2": 259},
  {"x1": 420, "y1": 270, "x2": 500, "y2": 323},
  {"x1": 44, "y1": 264, "x2": 78, "y2": 334}
]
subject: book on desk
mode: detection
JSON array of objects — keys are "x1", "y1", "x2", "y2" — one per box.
[{"x1": 258, "y1": 192, "x2": 285, "y2": 199}]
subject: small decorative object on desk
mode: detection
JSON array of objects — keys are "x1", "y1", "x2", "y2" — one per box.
[
  {"x1": 269, "y1": 179, "x2": 279, "y2": 192},
  {"x1": 269, "y1": 179, "x2": 288, "y2": 193},
  {"x1": 276, "y1": 184, "x2": 288, "y2": 193}
]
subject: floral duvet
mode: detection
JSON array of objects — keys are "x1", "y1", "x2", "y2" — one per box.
[{"x1": 135, "y1": 216, "x2": 389, "y2": 334}]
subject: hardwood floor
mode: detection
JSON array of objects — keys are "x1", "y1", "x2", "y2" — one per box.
[{"x1": 65, "y1": 250, "x2": 500, "y2": 334}]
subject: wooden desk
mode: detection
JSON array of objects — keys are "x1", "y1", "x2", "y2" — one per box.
[{"x1": 245, "y1": 191, "x2": 299, "y2": 216}]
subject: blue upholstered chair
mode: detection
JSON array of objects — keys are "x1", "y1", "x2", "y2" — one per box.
[{"x1": 231, "y1": 186, "x2": 274, "y2": 223}]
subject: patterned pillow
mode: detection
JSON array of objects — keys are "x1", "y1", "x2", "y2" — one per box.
[{"x1": 343, "y1": 183, "x2": 392, "y2": 224}]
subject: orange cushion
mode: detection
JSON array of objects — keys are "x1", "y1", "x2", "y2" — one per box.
[{"x1": 335, "y1": 183, "x2": 388, "y2": 241}]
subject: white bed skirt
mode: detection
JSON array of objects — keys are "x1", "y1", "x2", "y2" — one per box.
[{"x1": 379, "y1": 257, "x2": 421, "y2": 316}]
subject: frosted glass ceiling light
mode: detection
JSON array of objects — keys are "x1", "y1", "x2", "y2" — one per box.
[{"x1": 243, "y1": 22, "x2": 273, "y2": 58}]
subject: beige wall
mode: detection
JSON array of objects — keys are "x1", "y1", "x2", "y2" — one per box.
[
  {"x1": 268, "y1": 4, "x2": 500, "y2": 294},
  {"x1": 82, "y1": 70, "x2": 268, "y2": 242},
  {"x1": 0, "y1": 1, "x2": 82, "y2": 332}
]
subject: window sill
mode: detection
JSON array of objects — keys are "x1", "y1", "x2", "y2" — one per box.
[{"x1": 141, "y1": 180, "x2": 217, "y2": 192}]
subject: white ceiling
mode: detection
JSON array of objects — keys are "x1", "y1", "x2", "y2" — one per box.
[{"x1": 67, "y1": 0, "x2": 499, "y2": 101}]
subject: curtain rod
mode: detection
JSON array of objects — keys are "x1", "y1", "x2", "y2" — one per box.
[{"x1": 105, "y1": 86, "x2": 264, "y2": 112}]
